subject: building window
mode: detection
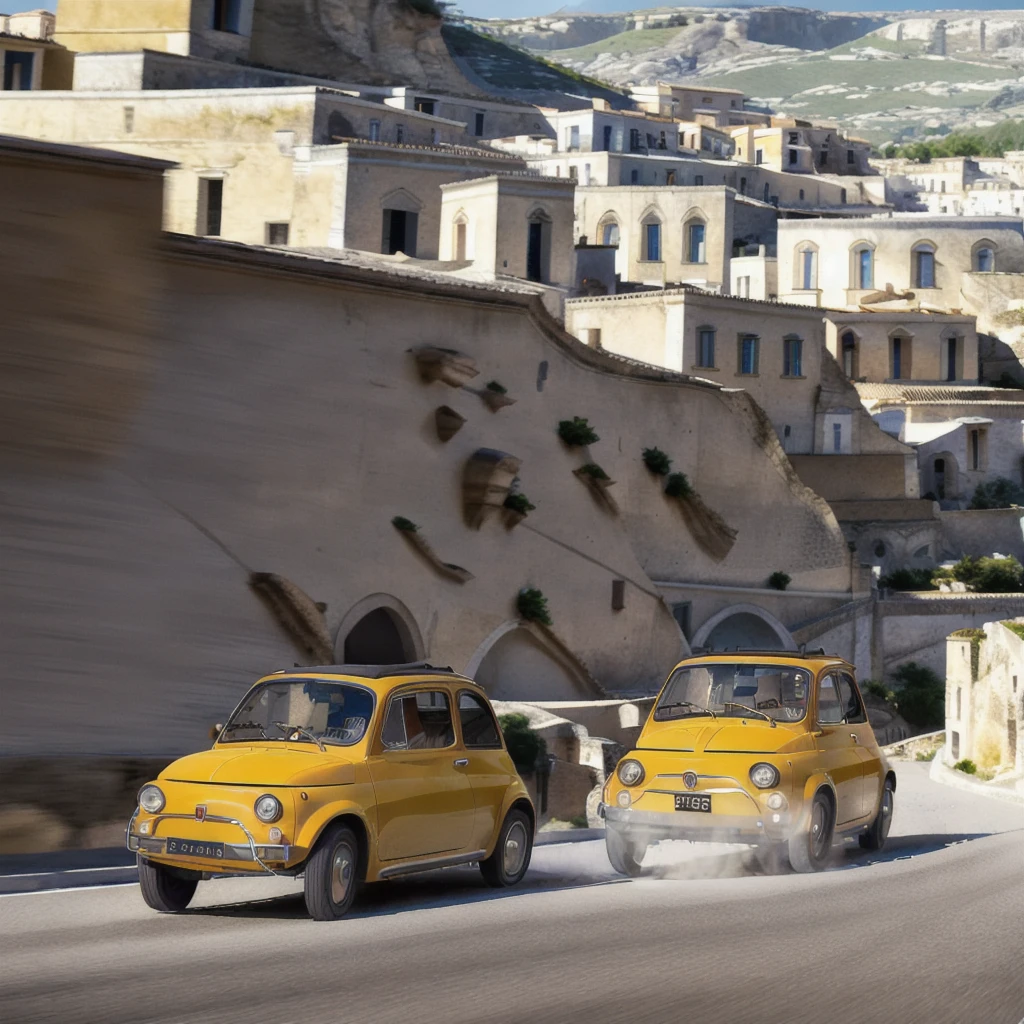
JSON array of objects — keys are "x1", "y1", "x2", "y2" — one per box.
[
  {"x1": 738, "y1": 334, "x2": 760, "y2": 375},
  {"x1": 788, "y1": 148, "x2": 798, "y2": 166},
  {"x1": 123, "y1": 106, "x2": 135, "y2": 133},
  {"x1": 818, "y1": 149, "x2": 828, "y2": 167},
  {"x1": 763, "y1": 183, "x2": 771, "y2": 203},
  {"x1": 671, "y1": 601, "x2": 692, "y2": 639},
  {"x1": 630, "y1": 169, "x2": 639, "y2": 185},
  {"x1": 602, "y1": 124, "x2": 613, "y2": 151},
  {"x1": 789, "y1": 132, "x2": 799, "y2": 144},
  {"x1": 736, "y1": 276, "x2": 751, "y2": 298},
  {"x1": 395, "y1": 124, "x2": 405, "y2": 144},
  {"x1": 840, "y1": 188, "x2": 848, "y2": 204},
  {"x1": 913, "y1": 242, "x2": 937, "y2": 288},
  {"x1": 694, "y1": 174, "x2": 704, "y2": 186},
  {"x1": 890, "y1": 334, "x2": 910, "y2": 380},
  {"x1": 841, "y1": 330, "x2": 858, "y2": 378},
  {"x1": 833, "y1": 422, "x2": 843, "y2": 453},
  {"x1": 629, "y1": 128, "x2": 641, "y2": 153},
  {"x1": 854, "y1": 245, "x2": 874, "y2": 289},
  {"x1": 951, "y1": 731, "x2": 960, "y2": 759},
  {"x1": 568, "y1": 165, "x2": 578, "y2": 181},
  {"x1": 382, "y1": 208, "x2": 418, "y2": 257},
  {"x1": 687, "y1": 221, "x2": 706, "y2": 263},
  {"x1": 697, "y1": 327, "x2": 716, "y2": 368},
  {"x1": 368, "y1": 119, "x2": 381, "y2": 142},
  {"x1": 739, "y1": 176, "x2": 746, "y2": 194},
  {"x1": 755, "y1": 148, "x2": 764, "y2": 165},
  {"x1": 974, "y1": 244, "x2": 995, "y2": 272},
  {"x1": 212, "y1": 0, "x2": 243, "y2": 33},
  {"x1": 666, "y1": 170, "x2": 676, "y2": 186},
  {"x1": 847, "y1": 149, "x2": 855, "y2": 165},
  {"x1": 783, "y1": 336, "x2": 803, "y2": 377},
  {"x1": 198, "y1": 178, "x2": 223, "y2": 237},
  {"x1": 799, "y1": 245, "x2": 817, "y2": 290},
  {"x1": 945, "y1": 334, "x2": 960, "y2": 381},
  {"x1": 527, "y1": 212, "x2": 551, "y2": 283},
  {"x1": 956, "y1": 687, "x2": 962, "y2": 719},
  {"x1": 644, "y1": 221, "x2": 662, "y2": 262},
  {"x1": 414, "y1": 97, "x2": 436, "y2": 115},
  {"x1": 474, "y1": 111, "x2": 485, "y2": 136},
  {"x1": 799, "y1": 188, "x2": 805, "y2": 201},
  {"x1": 567, "y1": 125, "x2": 580, "y2": 152},
  {"x1": 2, "y1": 50, "x2": 35, "y2": 91},
  {"x1": 969, "y1": 428, "x2": 986, "y2": 470},
  {"x1": 266, "y1": 222, "x2": 289, "y2": 246},
  {"x1": 454, "y1": 217, "x2": 468, "y2": 261},
  {"x1": 601, "y1": 220, "x2": 620, "y2": 246}
]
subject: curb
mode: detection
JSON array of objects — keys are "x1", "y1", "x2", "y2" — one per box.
[
  {"x1": 535, "y1": 827, "x2": 604, "y2": 846},
  {"x1": 929, "y1": 745, "x2": 1024, "y2": 805},
  {"x1": 0, "y1": 864, "x2": 138, "y2": 895}
]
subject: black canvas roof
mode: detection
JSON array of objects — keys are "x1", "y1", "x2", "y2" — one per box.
[{"x1": 272, "y1": 662, "x2": 468, "y2": 680}]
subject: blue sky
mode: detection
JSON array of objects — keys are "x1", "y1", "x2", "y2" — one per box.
[{"x1": 458, "y1": 1, "x2": 1024, "y2": 13}]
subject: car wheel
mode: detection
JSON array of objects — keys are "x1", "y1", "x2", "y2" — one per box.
[
  {"x1": 859, "y1": 778, "x2": 895, "y2": 852},
  {"x1": 138, "y1": 857, "x2": 199, "y2": 913},
  {"x1": 480, "y1": 809, "x2": 533, "y2": 888},
  {"x1": 788, "y1": 791, "x2": 834, "y2": 873},
  {"x1": 605, "y1": 828, "x2": 645, "y2": 878},
  {"x1": 303, "y1": 823, "x2": 361, "y2": 921},
  {"x1": 754, "y1": 841, "x2": 787, "y2": 875}
]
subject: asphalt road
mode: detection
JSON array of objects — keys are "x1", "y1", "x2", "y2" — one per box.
[{"x1": 2, "y1": 763, "x2": 1022, "y2": 1024}]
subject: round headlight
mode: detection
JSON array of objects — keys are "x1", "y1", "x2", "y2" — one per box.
[
  {"x1": 254, "y1": 794, "x2": 283, "y2": 823},
  {"x1": 766, "y1": 792, "x2": 787, "y2": 811},
  {"x1": 617, "y1": 759, "x2": 645, "y2": 787},
  {"x1": 616, "y1": 790, "x2": 632, "y2": 808},
  {"x1": 138, "y1": 784, "x2": 165, "y2": 814},
  {"x1": 750, "y1": 763, "x2": 780, "y2": 790}
]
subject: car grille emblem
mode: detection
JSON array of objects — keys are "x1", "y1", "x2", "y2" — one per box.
[
  {"x1": 195, "y1": 805, "x2": 207, "y2": 822},
  {"x1": 683, "y1": 772, "x2": 698, "y2": 791}
]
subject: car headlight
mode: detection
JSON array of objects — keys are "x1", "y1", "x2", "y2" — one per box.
[
  {"x1": 138, "y1": 784, "x2": 165, "y2": 814},
  {"x1": 617, "y1": 759, "x2": 645, "y2": 787},
  {"x1": 766, "y1": 792, "x2": 788, "y2": 811},
  {"x1": 750, "y1": 763, "x2": 780, "y2": 790},
  {"x1": 254, "y1": 794, "x2": 283, "y2": 823}
]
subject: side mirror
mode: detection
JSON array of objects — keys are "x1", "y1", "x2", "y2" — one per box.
[{"x1": 209, "y1": 723, "x2": 224, "y2": 742}]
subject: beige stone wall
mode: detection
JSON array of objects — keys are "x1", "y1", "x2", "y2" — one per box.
[{"x1": 55, "y1": 0, "x2": 195, "y2": 55}]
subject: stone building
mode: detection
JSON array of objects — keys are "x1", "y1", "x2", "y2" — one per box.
[
  {"x1": 1, "y1": 9, "x2": 71, "y2": 90},
  {"x1": 730, "y1": 122, "x2": 873, "y2": 178},
  {"x1": 945, "y1": 621, "x2": 1024, "y2": 776},
  {"x1": 630, "y1": 83, "x2": 769, "y2": 128}
]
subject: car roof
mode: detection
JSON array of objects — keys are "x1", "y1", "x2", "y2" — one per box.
[
  {"x1": 674, "y1": 650, "x2": 853, "y2": 673},
  {"x1": 256, "y1": 662, "x2": 481, "y2": 692}
]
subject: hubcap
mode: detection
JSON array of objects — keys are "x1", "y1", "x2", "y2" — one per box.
[
  {"x1": 331, "y1": 844, "x2": 353, "y2": 905},
  {"x1": 503, "y1": 821, "x2": 528, "y2": 877}
]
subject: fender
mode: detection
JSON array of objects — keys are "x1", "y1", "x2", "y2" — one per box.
[
  {"x1": 800, "y1": 771, "x2": 837, "y2": 815},
  {"x1": 485, "y1": 777, "x2": 536, "y2": 858},
  {"x1": 293, "y1": 785, "x2": 378, "y2": 859}
]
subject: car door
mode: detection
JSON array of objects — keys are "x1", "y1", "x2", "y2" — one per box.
[
  {"x1": 456, "y1": 690, "x2": 516, "y2": 851},
  {"x1": 814, "y1": 672, "x2": 864, "y2": 826},
  {"x1": 840, "y1": 672, "x2": 881, "y2": 820},
  {"x1": 367, "y1": 686, "x2": 475, "y2": 862}
]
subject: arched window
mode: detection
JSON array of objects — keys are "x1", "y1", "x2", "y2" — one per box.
[
  {"x1": 452, "y1": 211, "x2": 469, "y2": 262},
  {"x1": 840, "y1": 329, "x2": 858, "y2": 379},
  {"x1": 912, "y1": 241, "x2": 937, "y2": 289},
  {"x1": 641, "y1": 210, "x2": 662, "y2": 262},
  {"x1": 889, "y1": 331, "x2": 912, "y2": 380},
  {"x1": 973, "y1": 240, "x2": 996, "y2": 273},
  {"x1": 684, "y1": 213, "x2": 706, "y2": 263},
  {"x1": 526, "y1": 207, "x2": 551, "y2": 283},
  {"x1": 598, "y1": 216, "x2": 620, "y2": 247},
  {"x1": 851, "y1": 243, "x2": 874, "y2": 290},
  {"x1": 795, "y1": 242, "x2": 818, "y2": 290}
]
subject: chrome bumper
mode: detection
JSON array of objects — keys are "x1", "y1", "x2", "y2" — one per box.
[
  {"x1": 600, "y1": 803, "x2": 792, "y2": 843},
  {"x1": 126, "y1": 809, "x2": 289, "y2": 874}
]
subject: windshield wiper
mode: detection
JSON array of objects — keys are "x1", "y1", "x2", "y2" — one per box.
[
  {"x1": 220, "y1": 721, "x2": 267, "y2": 739},
  {"x1": 722, "y1": 702, "x2": 775, "y2": 726},
  {"x1": 657, "y1": 700, "x2": 717, "y2": 720},
  {"x1": 272, "y1": 721, "x2": 326, "y2": 751}
]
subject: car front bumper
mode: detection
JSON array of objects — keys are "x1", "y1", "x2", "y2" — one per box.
[{"x1": 600, "y1": 803, "x2": 794, "y2": 844}]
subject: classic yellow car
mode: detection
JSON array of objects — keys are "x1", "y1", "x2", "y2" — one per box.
[
  {"x1": 601, "y1": 650, "x2": 896, "y2": 875},
  {"x1": 128, "y1": 663, "x2": 535, "y2": 920}
]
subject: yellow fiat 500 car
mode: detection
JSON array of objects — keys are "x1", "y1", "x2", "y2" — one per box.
[
  {"x1": 128, "y1": 664, "x2": 535, "y2": 920},
  {"x1": 602, "y1": 650, "x2": 896, "y2": 875}
]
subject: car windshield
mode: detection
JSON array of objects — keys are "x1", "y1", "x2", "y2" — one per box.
[
  {"x1": 219, "y1": 679, "x2": 375, "y2": 747},
  {"x1": 654, "y1": 663, "x2": 811, "y2": 724}
]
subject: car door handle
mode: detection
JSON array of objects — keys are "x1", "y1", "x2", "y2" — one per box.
[
  {"x1": 850, "y1": 733, "x2": 859, "y2": 743},
  {"x1": 454, "y1": 758, "x2": 469, "y2": 767}
]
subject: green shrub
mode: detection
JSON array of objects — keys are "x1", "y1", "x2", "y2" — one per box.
[
  {"x1": 950, "y1": 555, "x2": 1024, "y2": 593},
  {"x1": 517, "y1": 587, "x2": 552, "y2": 626},
  {"x1": 498, "y1": 713, "x2": 548, "y2": 774},
  {"x1": 969, "y1": 477, "x2": 1024, "y2": 509},
  {"x1": 569, "y1": 814, "x2": 589, "y2": 829},
  {"x1": 865, "y1": 679, "x2": 897, "y2": 705},
  {"x1": 578, "y1": 462, "x2": 609, "y2": 481},
  {"x1": 1003, "y1": 620, "x2": 1024, "y2": 641},
  {"x1": 915, "y1": 749, "x2": 938, "y2": 762},
  {"x1": 878, "y1": 568, "x2": 938, "y2": 591},
  {"x1": 642, "y1": 446, "x2": 672, "y2": 476},
  {"x1": 503, "y1": 492, "x2": 536, "y2": 515},
  {"x1": 558, "y1": 416, "x2": 600, "y2": 447},
  {"x1": 485, "y1": 380, "x2": 507, "y2": 395},
  {"x1": 954, "y1": 758, "x2": 978, "y2": 775},
  {"x1": 664, "y1": 472, "x2": 694, "y2": 499},
  {"x1": 890, "y1": 662, "x2": 945, "y2": 730},
  {"x1": 391, "y1": 516, "x2": 418, "y2": 533},
  {"x1": 767, "y1": 571, "x2": 791, "y2": 591}
]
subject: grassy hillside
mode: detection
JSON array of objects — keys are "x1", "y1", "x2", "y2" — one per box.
[
  {"x1": 888, "y1": 118, "x2": 1024, "y2": 159},
  {"x1": 549, "y1": 27, "x2": 688, "y2": 63}
]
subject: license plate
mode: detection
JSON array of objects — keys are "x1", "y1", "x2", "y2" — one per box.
[
  {"x1": 675, "y1": 794, "x2": 712, "y2": 813},
  {"x1": 166, "y1": 838, "x2": 228, "y2": 860}
]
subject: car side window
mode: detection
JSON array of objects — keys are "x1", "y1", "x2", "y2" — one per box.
[
  {"x1": 838, "y1": 673, "x2": 867, "y2": 725},
  {"x1": 817, "y1": 674, "x2": 845, "y2": 725},
  {"x1": 380, "y1": 691, "x2": 455, "y2": 751},
  {"x1": 458, "y1": 692, "x2": 502, "y2": 749}
]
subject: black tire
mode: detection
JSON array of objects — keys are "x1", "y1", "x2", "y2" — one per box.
[
  {"x1": 303, "y1": 823, "x2": 361, "y2": 921},
  {"x1": 605, "y1": 828, "x2": 645, "y2": 878},
  {"x1": 480, "y1": 809, "x2": 533, "y2": 887},
  {"x1": 754, "y1": 841, "x2": 787, "y2": 875},
  {"x1": 859, "y1": 777, "x2": 895, "y2": 852},
  {"x1": 138, "y1": 857, "x2": 199, "y2": 913},
  {"x1": 788, "y1": 791, "x2": 834, "y2": 873}
]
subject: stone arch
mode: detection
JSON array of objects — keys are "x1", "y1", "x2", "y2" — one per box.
[
  {"x1": 334, "y1": 593, "x2": 425, "y2": 665},
  {"x1": 691, "y1": 603, "x2": 796, "y2": 653},
  {"x1": 466, "y1": 621, "x2": 602, "y2": 701},
  {"x1": 380, "y1": 188, "x2": 424, "y2": 213}
]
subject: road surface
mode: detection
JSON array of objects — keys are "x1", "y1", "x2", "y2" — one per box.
[{"x1": 2, "y1": 762, "x2": 1022, "y2": 1024}]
